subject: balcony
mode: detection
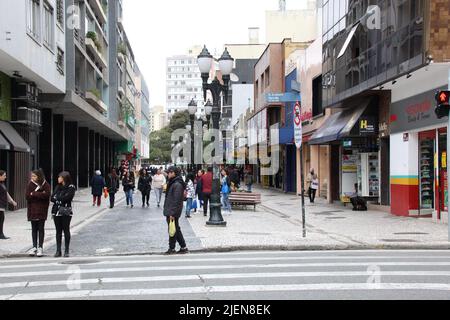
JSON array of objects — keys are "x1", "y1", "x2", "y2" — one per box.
[
  {"x1": 86, "y1": 90, "x2": 108, "y2": 113},
  {"x1": 88, "y1": 0, "x2": 107, "y2": 25},
  {"x1": 118, "y1": 52, "x2": 126, "y2": 64},
  {"x1": 117, "y1": 17, "x2": 124, "y2": 31},
  {"x1": 85, "y1": 37, "x2": 107, "y2": 69}
]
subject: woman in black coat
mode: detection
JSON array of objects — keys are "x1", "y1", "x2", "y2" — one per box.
[
  {"x1": 91, "y1": 170, "x2": 105, "y2": 207},
  {"x1": 105, "y1": 168, "x2": 120, "y2": 209},
  {"x1": 138, "y1": 169, "x2": 152, "y2": 208}
]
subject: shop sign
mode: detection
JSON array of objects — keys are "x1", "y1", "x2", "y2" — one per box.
[
  {"x1": 342, "y1": 154, "x2": 358, "y2": 173},
  {"x1": 443, "y1": 152, "x2": 447, "y2": 169},
  {"x1": 359, "y1": 117, "x2": 376, "y2": 134},
  {"x1": 343, "y1": 140, "x2": 352, "y2": 148}
]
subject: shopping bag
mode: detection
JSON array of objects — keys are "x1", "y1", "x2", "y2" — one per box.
[
  {"x1": 169, "y1": 218, "x2": 176, "y2": 237},
  {"x1": 103, "y1": 187, "x2": 109, "y2": 199},
  {"x1": 192, "y1": 199, "x2": 198, "y2": 210}
]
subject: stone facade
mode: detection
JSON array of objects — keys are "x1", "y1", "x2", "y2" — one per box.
[{"x1": 428, "y1": 0, "x2": 450, "y2": 62}]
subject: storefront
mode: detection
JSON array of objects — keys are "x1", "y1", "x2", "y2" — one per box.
[{"x1": 390, "y1": 86, "x2": 448, "y2": 220}]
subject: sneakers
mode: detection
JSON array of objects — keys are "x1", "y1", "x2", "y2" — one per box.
[
  {"x1": 0, "y1": 234, "x2": 10, "y2": 240},
  {"x1": 164, "y1": 249, "x2": 176, "y2": 255},
  {"x1": 36, "y1": 248, "x2": 43, "y2": 257},
  {"x1": 28, "y1": 247, "x2": 37, "y2": 256},
  {"x1": 177, "y1": 248, "x2": 189, "y2": 254}
]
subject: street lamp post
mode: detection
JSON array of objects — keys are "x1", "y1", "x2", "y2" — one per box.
[
  {"x1": 204, "y1": 100, "x2": 213, "y2": 130},
  {"x1": 188, "y1": 99, "x2": 197, "y2": 173},
  {"x1": 197, "y1": 45, "x2": 234, "y2": 227}
]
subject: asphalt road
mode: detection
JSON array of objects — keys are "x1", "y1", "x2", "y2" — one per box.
[{"x1": 1, "y1": 250, "x2": 450, "y2": 300}]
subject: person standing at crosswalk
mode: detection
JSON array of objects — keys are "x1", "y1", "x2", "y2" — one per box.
[
  {"x1": 163, "y1": 166, "x2": 188, "y2": 255},
  {"x1": 0, "y1": 170, "x2": 17, "y2": 240},
  {"x1": 51, "y1": 172, "x2": 76, "y2": 258},
  {"x1": 25, "y1": 169, "x2": 51, "y2": 257}
]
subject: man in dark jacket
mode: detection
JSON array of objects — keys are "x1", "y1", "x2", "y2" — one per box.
[
  {"x1": 163, "y1": 166, "x2": 188, "y2": 255},
  {"x1": 91, "y1": 170, "x2": 105, "y2": 207}
]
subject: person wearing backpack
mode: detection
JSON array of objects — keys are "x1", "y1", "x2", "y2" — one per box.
[
  {"x1": 184, "y1": 174, "x2": 195, "y2": 218},
  {"x1": 221, "y1": 169, "x2": 232, "y2": 214},
  {"x1": 163, "y1": 166, "x2": 188, "y2": 255}
]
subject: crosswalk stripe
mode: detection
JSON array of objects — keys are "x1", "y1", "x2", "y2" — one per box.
[
  {"x1": 2, "y1": 283, "x2": 450, "y2": 300},
  {"x1": 3, "y1": 255, "x2": 450, "y2": 270},
  {"x1": 1, "y1": 271, "x2": 450, "y2": 290},
  {"x1": 3, "y1": 261, "x2": 450, "y2": 278}
]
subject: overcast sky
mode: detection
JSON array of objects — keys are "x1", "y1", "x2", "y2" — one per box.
[{"x1": 123, "y1": 0, "x2": 308, "y2": 108}]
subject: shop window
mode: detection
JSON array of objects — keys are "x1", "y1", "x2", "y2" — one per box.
[{"x1": 312, "y1": 75, "x2": 323, "y2": 117}]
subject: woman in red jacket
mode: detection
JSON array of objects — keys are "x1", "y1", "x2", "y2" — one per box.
[{"x1": 25, "y1": 169, "x2": 51, "y2": 257}]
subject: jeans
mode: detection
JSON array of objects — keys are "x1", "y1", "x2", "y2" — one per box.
[
  {"x1": 246, "y1": 184, "x2": 252, "y2": 192},
  {"x1": 221, "y1": 193, "x2": 232, "y2": 212},
  {"x1": 109, "y1": 193, "x2": 116, "y2": 208},
  {"x1": 93, "y1": 195, "x2": 101, "y2": 206},
  {"x1": 166, "y1": 217, "x2": 186, "y2": 250},
  {"x1": 125, "y1": 190, "x2": 134, "y2": 206},
  {"x1": 154, "y1": 188, "x2": 163, "y2": 206},
  {"x1": 141, "y1": 190, "x2": 150, "y2": 206},
  {"x1": 309, "y1": 188, "x2": 317, "y2": 203},
  {"x1": 54, "y1": 216, "x2": 72, "y2": 253},
  {"x1": 185, "y1": 198, "x2": 193, "y2": 217},
  {"x1": 31, "y1": 220, "x2": 45, "y2": 248}
]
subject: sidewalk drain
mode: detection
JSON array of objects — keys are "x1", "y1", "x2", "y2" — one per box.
[
  {"x1": 59, "y1": 260, "x2": 100, "y2": 265},
  {"x1": 393, "y1": 232, "x2": 429, "y2": 235},
  {"x1": 381, "y1": 239, "x2": 417, "y2": 243}
]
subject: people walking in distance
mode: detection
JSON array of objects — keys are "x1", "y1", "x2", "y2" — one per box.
[
  {"x1": 0, "y1": 170, "x2": 17, "y2": 240},
  {"x1": 163, "y1": 166, "x2": 188, "y2": 255},
  {"x1": 91, "y1": 170, "x2": 105, "y2": 207},
  {"x1": 152, "y1": 169, "x2": 166, "y2": 208},
  {"x1": 26, "y1": 169, "x2": 51, "y2": 257},
  {"x1": 230, "y1": 168, "x2": 240, "y2": 192},
  {"x1": 138, "y1": 168, "x2": 152, "y2": 208},
  {"x1": 51, "y1": 172, "x2": 76, "y2": 258},
  {"x1": 244, "y1": 169, "x2": 254, "y2": 193},
  {"x1": 160, "y1": 167, "x2": 168, "y2": 179},
  {"x1": 185, "y1": 174, "x2": 195, "y2": 218},
  {"x1": 307, "y1": 168, "x2": 315, "y2": 201},
  {"x1": 309, "y1": 173, "x2": 319, "y2": 203},
  {"x1": 221, "y1": 169, "x2": 232, "y2": 214},
  {"x1": 122, "y1": 171, "x2": 135, "y2": 208},
  {"x1": 200, "y1": 167, "x2": 213, "y2": 217},
  {"x1": 105, "y1": 169, "x2": 120, "y2": 209},
  {"x1": 195, "y1": 169, "x2": 204, "y2": 212}
]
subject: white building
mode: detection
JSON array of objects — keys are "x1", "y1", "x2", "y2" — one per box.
[
  {"x1": 150, "y1": 105, "x2": 169, "y2": 132},
  {"x1": 0, "y1": 0, "x2": 66, "y2": 93}
]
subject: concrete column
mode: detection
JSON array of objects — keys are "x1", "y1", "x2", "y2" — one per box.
[
  {"x1": 100, "y1": 135, "x2": 105, "y2": 177},
  {"x1": 64, "y1": 122, "x2": 78, "y2": 188},
  {"x1": 89, "y1": 130, "x2": 95, "y2": 185},
  {"x1": 78, "y1": 127, "x2": 89, "y2": 188},
  {"x1": 95, "y1": 133, "x2": 100, "y2": 172},
  {"x1": 52, "y1": 114, "x2": 64, "y2": 186},
  {"x1": 38, "y1": 109, "x2": 53, "y2": 183}
]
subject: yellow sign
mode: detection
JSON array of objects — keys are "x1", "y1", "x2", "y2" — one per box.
[
  {"x1": 443, "y1": 152, "x2": 447, "y2": 169},
  {"x1": 360, "y1": 120, "x2": 368, "y2": 130}
]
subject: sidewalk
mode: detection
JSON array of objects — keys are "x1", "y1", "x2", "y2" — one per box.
[
  {"x1": 0, "y1": 188, "x2": 125, "y2": 257},
  {"x1": 187, "y1": 186, "x2": 450, "y2": 251}
]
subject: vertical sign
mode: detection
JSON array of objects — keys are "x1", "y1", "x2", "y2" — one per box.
[{"x1": 293, "y1": 101, "x2": 306, "y2": 238}]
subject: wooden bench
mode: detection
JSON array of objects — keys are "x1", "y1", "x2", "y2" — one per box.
[{"x1": 229, "y1": 192, "x2": 261, "y2": 211}]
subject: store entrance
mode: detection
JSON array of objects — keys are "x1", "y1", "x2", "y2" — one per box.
[{"x1": 437, "y1": 129, "x2": 448, "y2": 219}]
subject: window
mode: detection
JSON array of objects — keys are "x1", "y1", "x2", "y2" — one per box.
[
  {"x1": 43, "y1": 1, "x2": 54, "y2": 50},
  {"x1": 27, "y1": 0, "x2": 41, "y2": 41},
  {"x1": 56, "y1": 47, "x2": 64, "y2": 75},
  {"x1": 255, "y1": 80, "x2": 259, "y2": 99},
  {"x1": 312, "y1": 75, "x2": 323, "y2": 116},
  {"x1": 56, "y1": 0, "x2": 63, "y2": 27},
  {"x1": 168, "y1": 67, "x2": 171, "y2": 72},
  {"x1": 264, "y1": 67, "x2": 270, "y2": 87}
]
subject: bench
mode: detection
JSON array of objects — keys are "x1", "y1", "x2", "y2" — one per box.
[{"x1": 229, "y1": 192, "x2": 261, "y2": 211}]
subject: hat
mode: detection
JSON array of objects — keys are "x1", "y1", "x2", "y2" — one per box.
[
  {"x1": 167, "y1": 166, "x2": 180, "y2": 175},
  {"x1": 95, "y1": 170, "x2": 101, "y2": 175}
]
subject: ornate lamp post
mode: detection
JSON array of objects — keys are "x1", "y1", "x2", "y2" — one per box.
[
  {"x1": 204, "y1": 99, "x2": 213, "y2": 130},
  {"x1": 188, "y1": 98, "x2": 197, "y2": 173},
  {"x1": 197, "y1": 46, "x2": 234, "y2": 227}
]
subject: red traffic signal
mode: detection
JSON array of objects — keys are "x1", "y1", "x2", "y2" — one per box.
[
  {"x1": 435, "y1": 90, "x2": 450, "y2": 119},
  {"x1": 436, "y1": 90, "x2": 450, "y2": 104}
]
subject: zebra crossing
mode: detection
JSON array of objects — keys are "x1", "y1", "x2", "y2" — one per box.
[{"x1": 1, "y1": 250, "x2": 450, "y2": 300}]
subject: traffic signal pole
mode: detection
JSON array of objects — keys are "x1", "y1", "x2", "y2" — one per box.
[{"x1": 448, "y1": 68, "x2": 450, "y2": 242}]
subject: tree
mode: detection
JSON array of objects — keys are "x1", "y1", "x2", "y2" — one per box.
[{"x1": 147, "y1": 110, "x2": 191, "y2": 164}]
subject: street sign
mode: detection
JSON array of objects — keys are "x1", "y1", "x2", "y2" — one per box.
[
  {"x1": 294, "y1": 101, "x2": 302, "y2": 149},
  {"x1": 266, "y1": 92, "x2": 301, "y2": 103}
]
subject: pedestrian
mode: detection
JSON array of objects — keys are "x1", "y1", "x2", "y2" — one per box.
[
  {"x1": 51, "y1": 172, "x2": 76, "y2": 258},
  {"x1": 0, "y1": 170, "x2": 17, "y2": 240},
  {"x1": 309, "y1": 173, "x2": 319, "y2": 203},
  {"x1": 91, "y1": 170, "x2": 105, "y2": 207},
  {"x1": 307, "y1": 168, "x2": 315, "y2": 200},
  {"x1": 163, "y1": 166, "x2": 188, "y2": 255},
  {"x1": 160, "y1": 166, "x2": 168, "y2": 179},
  {"x1": 194, "y1": 169, "x2": 204, "y2": 212},
  {"x1": 244, "y1": 169, "x2": 254, "y2": 193},
  {"x1": 105, "y1": 168, "x2": 120, "y2": 209},
  {"x1": 200, "y1": 167, "x2": 213, "y2": 217},
  {"x1": 122, "y1": 171, "x2": 135, "y2": 208},
  {"x1": 230, "y1": 168, "x2": 240, "y2": 191},
  {"x1": 25, "y1": 169, "x2": 51, "y2": 257},
  {"x1": 152, "y1": 168, "x2": 166, "y2": 208},
  {"x1": 221, "y1": 169, "x2": 232, "y2": 214},
  {"x1": 138, "y1": 168, "x2": 152, "y2": 208},
  {"x1": 185, "y1": 173, "x2": 195, "y2": 218}
]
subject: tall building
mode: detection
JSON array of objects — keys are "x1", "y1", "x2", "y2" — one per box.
[
  {"x1": 150, "y1": 105, "x2": 168, "y2": 132},
  {"x1": 166, "y1": 47, "x2": 203, "y2": 119},
  {"x1": 0, "y1": 0, "x2": 66, "y2": 208}
]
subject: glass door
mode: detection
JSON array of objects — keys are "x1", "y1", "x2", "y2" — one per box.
[{"x1": 419, "y1": 137, "x2": 434, "y2": 211}]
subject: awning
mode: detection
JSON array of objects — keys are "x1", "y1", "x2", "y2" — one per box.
[
  {"x1": 0, "y1": 133, "x2": 11, "y2": 151},
  {"x1": 308, "y1": 100, "x2": 371, "y2": 145},
  {"x1": 0, "y1": 121, "x2": 30, "y2": 152}
]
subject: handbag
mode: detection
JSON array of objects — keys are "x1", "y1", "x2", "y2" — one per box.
[
  {"x1": 168, "y1": 218, "x2": 176, "y2": 237},
  {"x1": 57, "y1": 205, "x2": 73, "y2": 217},
  {"x1": 192, "y1": 199, "x2": 198, "y2": 210}
]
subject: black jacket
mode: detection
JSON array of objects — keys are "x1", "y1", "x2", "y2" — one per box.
[
  {"x1": 105, "y1": 175, "x2": 120, "y2": 194},
  {"x1": 138, "y1": 175, "x2": 152, "y2": 193},
  {"x1": 91, "y1": 175, "x2": 106, "y2": 196},
  {"x1": 0, "y1": 183, "x2": 7, "y2": 210},
  {"x1": 122, "y1": 176, "x2": 135, "y2": 192},
  {"x1": 51, "y1": 184, "x2": 76, "y2": 216},
  {"x1": 163, "y1": 176, "x2": 186, "y2": 218}
]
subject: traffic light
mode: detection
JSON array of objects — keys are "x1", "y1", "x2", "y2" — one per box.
[{"x1": 435, "y1": 90, "x2": 450, "y2": 119}]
